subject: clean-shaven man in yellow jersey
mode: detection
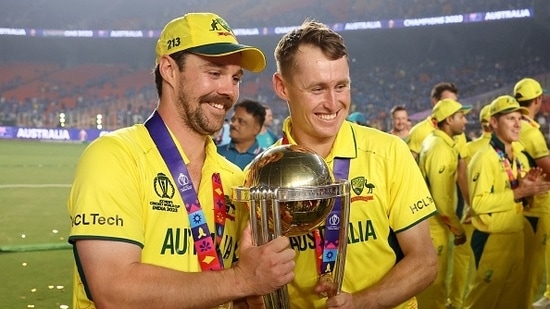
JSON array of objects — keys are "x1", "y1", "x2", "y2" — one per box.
[
  {"x1": 464, "y1": 95, "x2": 550, "y2": 309},
  {"x1": 448, "y1": 104, "x2": 492, "y2": 308},
  {"x1": 416, "y1": 98, "x2": 470, "y2": 309},
  {"x1": 513, "y1": 78, "x2": 550, "y2": 309},
  {"x1": 67, "y1": 13, "x2": 297, "y2": 309},
  {"x1": 270, "y1": 20, "x2": 437, "y2": 309}
]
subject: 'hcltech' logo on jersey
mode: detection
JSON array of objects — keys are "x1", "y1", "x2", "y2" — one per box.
[
  {"x1": 71, "y1": 213, "x2": 123, "y2": 227},
  {"x1": 350, "y1": 176, "x2": 375, "y2": 203},
  {"x1": 151, "y1": 172, "x2": 181, "y2": 212},
  {"x1": 409, "y1": 195, "x2": 434, "y2": 214}
]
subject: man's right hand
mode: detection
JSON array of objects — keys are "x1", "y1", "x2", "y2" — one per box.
[{"x1": 233, "y1": 222, "x2": 296, "y2": 296}]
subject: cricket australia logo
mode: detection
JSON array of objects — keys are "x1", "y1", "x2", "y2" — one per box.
[
  {"x1": 350, "y1": 176, "x2": 375, "y2": 203},
  {"x1": 210, "y1": 18, "x2": 234, "y2": 35}
]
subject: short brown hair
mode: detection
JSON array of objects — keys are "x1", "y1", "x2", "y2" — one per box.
[
  {"x1": 430, "y1": 82, "x2": 459, "y2": 101},
  {"x1": 274, "y1": 19, "x2": 348, "y2": 79}
]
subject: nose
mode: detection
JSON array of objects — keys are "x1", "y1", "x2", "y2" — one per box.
[
  {"x1": 217, "y1": 77, "x2": 239, "y2": 101},
  {"x1": 322, "y1": 89, "x2": 340, "y2": 109}
]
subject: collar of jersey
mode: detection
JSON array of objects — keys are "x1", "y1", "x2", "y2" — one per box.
[
  {"x1": 280, "y1": 117, "x2": 357, "y2": 161},
  {"x1": 433, "y1": 128, "x2": 456, "y2": 148}
]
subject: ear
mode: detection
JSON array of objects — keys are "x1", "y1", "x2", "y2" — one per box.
[
  {"x1": 158, "y1": 55, "x2": 178, "y2": 89},
  {"x1": 255, "y1": 123, "x2": 262, "y2": 135},
  {"x1": 272, "y1": 72, "x2": 289, "y2": 101},
  {"x1": 489, "y1": 116, "x2": 498, "y2": 129}
]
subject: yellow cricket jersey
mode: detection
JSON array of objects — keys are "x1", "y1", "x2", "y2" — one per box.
[
  {"x1": 520, "y1": 117, "x2": 550, "y2": 160},
  {"x1": 407, "y1": 116, "x2": 467, "y2": 157},
  {"x1": 519, "y1": 118, "x2": 550, "y2": 216},
  {"x1": 462, "y1": 132, "x2": 491, "y2": 165},
  {"x1": 67, "y1": 124, "x2": 247, "y2": 308},
  {"x1": 407, "y1": 117, "x2": 434, "y2": 155},
  {"x1": 277, "y1": 118, "x2": 437, "y2": 309},
  {"x1": 467, "y1": 135, "x2": 529, "y2": 233},
  {"x1": 418, "y1": 130, "x2": 464, "y2": 236}
]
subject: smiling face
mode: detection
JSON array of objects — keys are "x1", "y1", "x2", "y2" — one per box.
[
  {"x1": 392, "y1": 109, "x2": 409, "y2": 132},
  {"x1": 491, "y1": 111, "x2": 523, "y2": 144},
  {"x1": 273, "y1": 44, "x2": 351, "y2": 147},
  {"x1": 175, "y1": 52, "x2": 244, "y2": 136}
]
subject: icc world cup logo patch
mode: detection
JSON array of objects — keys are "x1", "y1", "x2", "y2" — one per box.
[{"x1": 154, "y1": 172, "x2": 175, "y2": 199}]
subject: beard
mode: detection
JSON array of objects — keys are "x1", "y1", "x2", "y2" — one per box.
[{"x1": 176, "y1": 81, "x2": 234, "y2": 136}]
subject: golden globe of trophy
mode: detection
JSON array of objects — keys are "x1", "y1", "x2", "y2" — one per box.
[{"x1": 232, "y1": 144, "x2": 350, "y2": 309}]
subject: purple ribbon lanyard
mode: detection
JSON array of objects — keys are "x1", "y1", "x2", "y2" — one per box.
[
  {"x1": 320, "y1": 158, "x2": 350, "y2": 275},
  {"x1": 145, "y1": 111, "x2": 223, "y2": 271}
]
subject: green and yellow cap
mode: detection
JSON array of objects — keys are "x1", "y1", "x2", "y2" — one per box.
[
  {"x1": 431, "y1": 98, "x2": 472, "y2": 122},
  {"x1": 155, "y1": 12, "x2": 266, "y2": 72},
  {"x1": 514, "y1": 78, "x2": 546, "y2": 101},
  {"x1": 489, "y1": 95, "x2": 528, "y2": 116},
  {"x1": 479, "y1": 104, "x2": 491, "y2": 123}
]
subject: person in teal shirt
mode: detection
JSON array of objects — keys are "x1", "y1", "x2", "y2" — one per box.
[{"x1": 218, "y1": 99, "x2": 265, "y2": 169}]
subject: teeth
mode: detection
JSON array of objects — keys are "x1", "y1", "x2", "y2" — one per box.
[
  {"x1": 210, "y1": 103, "x2": 224, "y2": 109},
  {"x1": 317, "y1": 113, "x2": 337, "y2": 120}
]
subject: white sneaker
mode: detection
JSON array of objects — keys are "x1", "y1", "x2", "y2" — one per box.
[{"x1": 533, "y1": 296, "x2": 550, "y2": 309}]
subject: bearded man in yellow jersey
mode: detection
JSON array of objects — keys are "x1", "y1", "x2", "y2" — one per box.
[
  {"x1": 464, "y1": 95, "x2": 550, "y2": 309},
  {"x1": 417, "y1": 99, "x2": 471, "y2": 309},
  {"x1": 513, "y1": 78, "x2": 550, "y2": 309},
  {"x1": 268, "y1": 19, "x2": 438, "y2": 309},
  {"x1": 67, "y1": 12, "x2": 296, "y2": 309},
  {"x1": 407, "y1": 83, "x2": 462, "y2": 159},
  {"x1": 407, "y1": 83, "x2": 473, "y2": 309},
  {"x1": 447, "y1": 104, "x2": 492, "y2": 308}
]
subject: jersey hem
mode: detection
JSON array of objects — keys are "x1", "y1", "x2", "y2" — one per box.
[
  {"x1": 68, "y1": 235, "x2": 144, "y2": 248},
  {"x1": 394, "y1": 210, "x2": 437, "y2": 234}
]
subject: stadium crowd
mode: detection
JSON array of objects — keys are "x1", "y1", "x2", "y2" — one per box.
[
  {"x1": 0, "y1": 0, "x2": 535, "y2": 30},
  {"x1": 1, "y1": 46, "x2": 548, "y2": 138},
  {"x1": 0, "y1": 0, "x2": 547, "y2": 138}
]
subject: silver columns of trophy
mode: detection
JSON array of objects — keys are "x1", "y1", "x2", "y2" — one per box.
[{"x1": 232, "y1": 144, "x2": 350, "y2": 309}]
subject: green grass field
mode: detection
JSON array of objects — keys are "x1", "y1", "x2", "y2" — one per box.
[
  {"x1": 0, "y1": 140, "x2": 88, "y2": 309},
  {"x1": 1, "y1": 139, "x2": 546, "y2": 308}
]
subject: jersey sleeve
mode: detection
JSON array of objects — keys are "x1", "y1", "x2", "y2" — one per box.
[
  {"x1": 522, "y1": 126, "x2": 550, "y2": 160},
  {"x1": 424, "y1": 145, "x2": 464, "y2": 236},
  {"x1": 68, "y1": 134, "x2": 146, "y2": 246},
  {"x1": 468, "y1": 149, "x2": 524, "y2": 233},
  {"x1": 406, "y1": 126, "x2": 424, "y2": 155},
  {"x1": 388, "y1": 138, "x2": 437, "y2": 232}
]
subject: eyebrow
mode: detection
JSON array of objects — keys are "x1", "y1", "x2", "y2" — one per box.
[{"x1": 202, "y1": 60, "x2": 244, "y2": 76}]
